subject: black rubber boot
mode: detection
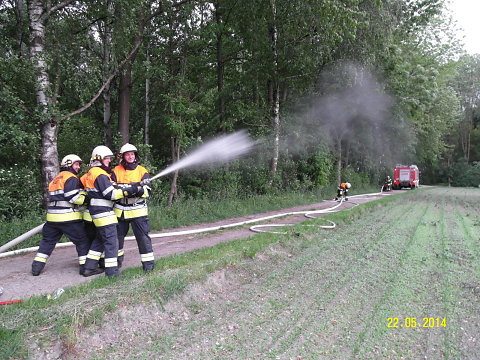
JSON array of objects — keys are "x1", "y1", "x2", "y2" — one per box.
[
  {"x1": 31, "y1": 261, "x2": 45, "y2": 276},
  {"x1": 143, "y1": 262, "x2": 155, "y2": 273},
  {"x1": 83, "y1": 268, "x2": 105, "y2": 277},
  {"x1": 79, "y1": 264, "x2": 85, "y2": 275},
  {"x1": 105, "y1": 267, "x2": 120, "y2": 278}
]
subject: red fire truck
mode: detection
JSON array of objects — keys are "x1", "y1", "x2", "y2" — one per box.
[{"x1": 393, "y1": 165, "x2": 420, "y2": 189}]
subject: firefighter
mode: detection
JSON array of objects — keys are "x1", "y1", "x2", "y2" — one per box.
[
  {"x1": 112, "y1": 143, "x2": 154, "y2": 272},
  {"x1": 31, "y1": 154, "x2": 91, "y2": 276},
  {"x1": 335, "y1": 182, "x2": 351, "y2": 201},
  {"x1": 82, "y1": 145, "x2": 140, "y2": 277},
  {"x1": 79, "y1": 173, "x2": 97, "y2": 250},
  {"x1": 384, "y1": 176, "x2": 392, "y2": 191}
]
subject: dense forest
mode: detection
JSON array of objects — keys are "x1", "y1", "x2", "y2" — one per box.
[{"x1": 1, "y1": 0, "x2": 480, "y2": 218}]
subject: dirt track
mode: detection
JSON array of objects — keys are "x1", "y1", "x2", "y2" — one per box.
[{"x1": 0, "y1": 193, "x2": 389, "y2": 302}]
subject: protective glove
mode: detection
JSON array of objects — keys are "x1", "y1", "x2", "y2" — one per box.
[
  {"x1": 136, "y1": 185, "x2": 145, "y2": 197},
  {"x1": 140, "y1": 178, "x2": 152, "y2": 187},
  {"x1": 123, "y1": 185, "x2": 138, "y2": 197}
]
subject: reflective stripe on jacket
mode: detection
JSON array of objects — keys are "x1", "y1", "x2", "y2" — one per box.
[
  {"x1": 112, "y1": 164, "x2": 150, "y2": 219},
  {"x1": 46, "y1": 170, "x2": 84, "y2": 222},
  {"x1": 84, "y1": 166, "x2": 125, "y2": 227}
]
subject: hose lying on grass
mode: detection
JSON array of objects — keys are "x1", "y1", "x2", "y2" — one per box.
[{"x1": 0, "y1": 191, "x2": 389, "y2": 258}]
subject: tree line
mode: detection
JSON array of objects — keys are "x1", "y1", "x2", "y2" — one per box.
[{"x1": 1, "y1": 0, "x2": 479, "y2": 218}]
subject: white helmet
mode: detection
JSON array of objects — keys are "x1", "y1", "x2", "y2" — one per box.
[
  {"x1": 90, "y1": 145, "x2": 114, "y2": 161},
  {"x1": 119, "y1": 143, "x2": 138, "y2": 155},
  {"x1": 61, "y1": 154, "x2": 82, "y2": 167},
  {"x1": 345, "y1": 182, "x2": 351, "y2": 189}
]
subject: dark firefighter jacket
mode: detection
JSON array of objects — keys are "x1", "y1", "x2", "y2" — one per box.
[
  {"x1": 46, "y1": 169, "x2": 85, "y2": 222},
  {"x1": 83, "y1": 166, "x2": 127, "y2": 227}
]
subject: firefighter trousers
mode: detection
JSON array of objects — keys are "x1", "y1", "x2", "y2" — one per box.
[
  {"x1": 84, "y1": 223, "x2": 119, "y2": 276},
  {"x1": 83, "y1": 220, "x2": 97, "y2": 247},
  {"x1": 117, "y1": 216, "x2": 154, "y2": 271},
  {"x1": 32, "y1": 221, "x2": 90, "y2": 268},
  {"x1": 336, "y1": 189, "x2": 348, "y2": 199}
]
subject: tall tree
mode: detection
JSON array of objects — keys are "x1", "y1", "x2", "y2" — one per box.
[
  {"x1": 267, "y1": 0, "x2": 280, "y2": 186},
  {"x1": 28, "y1": 0, "x2": 76, "y2": 203},
  {"x1": 452, "y1": 55, "x2": 480, "y2": 161}
]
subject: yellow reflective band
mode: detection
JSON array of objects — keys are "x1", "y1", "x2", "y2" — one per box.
[
  {"x1": 141, "y1": 253, "x2": 155, "y2": 262},
  {"x1": 86, "y1": 251, "x2": 101, "y2": 261},
  {"x1": 78, "y1": 255, "x2": 86, "y2": 265},
  {"x1": 123, "y1": 207, "x2": 148, "y2": 219},
  {"x1": 118, "y1": 249, "x2": 125, "y2": 256},
  {"x1": 88, "y1": 250, "x2": 102, "y2": 257},
  {"x1": 114, "y1": 207, "x2": 122, "y2": 218},
  {"x1": 83, "y1": 211, "x2": 92, "y2": 222},
  {"x1": 104, "y1": 258, "x2": 118, "y2": 268},
  {"x1": 92, "y1": 214, "x2": 118, "y2": 227},
  {"x1": 34, "y1": 256, "x2": 48, "y2": 263},
  {"x1": 46, "y1": 211, "x2": 83, "y2": 222}
]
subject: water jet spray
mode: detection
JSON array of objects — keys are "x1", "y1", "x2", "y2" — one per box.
[{"x1": 148, "y1": 130, "x2": 255, "y2": 182}]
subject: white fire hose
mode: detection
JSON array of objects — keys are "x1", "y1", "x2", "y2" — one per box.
[{"x1": 0, "y1": 191, "x2": 388, "y2": 259}]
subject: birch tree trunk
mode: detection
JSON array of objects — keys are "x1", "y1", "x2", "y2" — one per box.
[
  {"x1": 118, "y1": 65, "x2": 132, "y2": 144},
  {"x1": 28, "y1": 0, "x2": 68, "y2": 206},
  {"x1": 103, "y1": 88, "x2": 113, "y2": 147},
  {"x1": 268, "y1": 0, "x2": 280, "y2": 186},
  {"x1": 101, "y1": 0, "x2": 114, "y2": 148},
  {"x1": 214, "y1": 2, "x2": 226, "y2": 130},
  {"x1": 459, "y1": 107, "x2": 473, "y2": 162},
  {"x1": 336, "y1": 136, "x2": 342, "y2": 185},
  {"x1": 168, "y1": 137, "x2": 180, "y2": 206},
  {"x1": 145, "y1": 43, "x2": 151, "y2": 152}
]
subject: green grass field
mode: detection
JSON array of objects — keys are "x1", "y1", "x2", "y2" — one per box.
[{"x1": 1, "y1": 187, "x2": 479, "y2": 359}]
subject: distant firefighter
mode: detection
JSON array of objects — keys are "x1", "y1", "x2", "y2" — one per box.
[
  {"x1": 383, "y1": 176, "x2": 392, "y2": 192},
  {"x1": 335, "y1": 182, "x2": 351, "y2": 201}
]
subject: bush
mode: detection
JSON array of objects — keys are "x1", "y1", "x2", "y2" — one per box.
[
  {"x1": 0, "y1": 166, "x2": 43, "y2": 218},
  {"x1": 57, "y1": 116, "x2": 103, "y2": 162},
  {"x1": 451, "y1": 160, "x2": 480, "y2": 187},
  {"x1": 341, "y1": 167, "x2": 371, "y2": 189}
]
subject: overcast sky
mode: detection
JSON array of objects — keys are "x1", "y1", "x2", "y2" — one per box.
[{"x1": 447, "y1": 0, "x2": 480, "y2": 54}]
